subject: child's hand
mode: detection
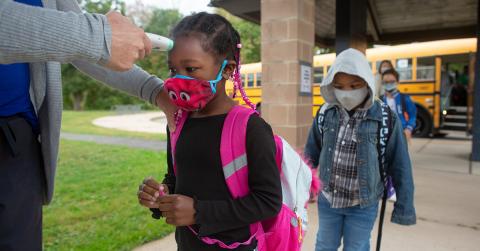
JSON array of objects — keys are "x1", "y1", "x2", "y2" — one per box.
[
  {"x1": 137, "y1": 177, "x2": 169, "y2": 208},
  {"x1": 158, "y1": 194, "x2": 196, "y2": 226}
]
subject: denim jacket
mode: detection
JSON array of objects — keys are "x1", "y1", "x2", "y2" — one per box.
[{"x1": 305, "y1": 101, "x2": 416, "y2": 225}]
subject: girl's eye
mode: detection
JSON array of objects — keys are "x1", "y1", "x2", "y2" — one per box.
[
  {"x1": 169, "y1": 68, "x2": 177, "y2": 76},
  {"x1": 168, "y1": 91, "x2": 178, "y2": 100},
  {"x1": 180, "y1": 92, "x2": 191, "y2": 101},
  {"x1": 186, "y1": 67, "x2": 198, "y2": 73}
]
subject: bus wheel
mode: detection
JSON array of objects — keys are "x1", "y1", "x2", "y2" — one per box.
[{"x1": 414, "y1": 107, "x2": 432, "y2": 138}]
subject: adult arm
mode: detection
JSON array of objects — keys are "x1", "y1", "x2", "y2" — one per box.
[{"x1": 0, "y1": 0, "x2": 111, "y2": 65}]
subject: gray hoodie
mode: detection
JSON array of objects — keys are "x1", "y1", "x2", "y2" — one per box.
[{"x1": 320, "y1": 48, "x2": 375, "y2": 109}]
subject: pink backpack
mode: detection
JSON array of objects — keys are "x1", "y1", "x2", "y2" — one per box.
[{"x1": 170, "y1": 105, "x2": 320, "y2": 251}]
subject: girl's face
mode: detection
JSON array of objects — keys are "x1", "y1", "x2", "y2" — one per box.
[
  {"x1": 168, "y1": 35, "x2": 224, "y2": 82},
  {"x1": 166, "y1": 35, "x2": 236, "y2": 112},
  {"x1": 332, "y1": 73, "x2": 367, "y2": 90}
]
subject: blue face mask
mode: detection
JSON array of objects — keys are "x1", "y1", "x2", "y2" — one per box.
[
  {"x1": 169, "y1": 59, "x2": 228, "y2": 94},
  {"x1": 383, "y1": 81, "x2": 397, "y2": 92}
]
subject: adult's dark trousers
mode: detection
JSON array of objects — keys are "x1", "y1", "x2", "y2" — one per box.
[{"x1": 0, "y1": 116, "x2": 44, "y2": 251}]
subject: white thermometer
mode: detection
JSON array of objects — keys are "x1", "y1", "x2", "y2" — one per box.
[{"x1": 146, "y1": 33, "x2": 174, "y2": 51}]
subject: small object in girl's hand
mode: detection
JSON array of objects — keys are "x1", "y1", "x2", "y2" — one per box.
[{"x1": 158, "y1": 185, "x2": 166, "y2": 196}]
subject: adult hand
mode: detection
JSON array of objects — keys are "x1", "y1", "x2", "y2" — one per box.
[
  {"x1": 105, "y1": 11, "x2": 152, "y2": 71},
  {"x1": 137, "y1": 177, "x2": 169, "y2": 208},
  {"x1": 156, "y1": 90, "x2": 177, "y2": 132},
  {"x1": 158, "y1": 194, "x2": 196, "y2": 226}
]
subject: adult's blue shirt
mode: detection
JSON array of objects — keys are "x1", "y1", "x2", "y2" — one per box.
[{"x1": 0, "y1": 0, "x2": 43, "y2": 133}]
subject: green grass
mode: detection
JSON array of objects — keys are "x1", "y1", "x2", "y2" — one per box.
[
  {"x1": 61, "y1": 111, "x2": 167, "y2": 141},
  {"x1": 43, "y1": 140, "x2": 174, "y2": 251}
]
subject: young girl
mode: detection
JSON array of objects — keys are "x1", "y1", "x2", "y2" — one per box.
[{"x1": 137, "y1": 12, "x2": 282, "y2": 251}]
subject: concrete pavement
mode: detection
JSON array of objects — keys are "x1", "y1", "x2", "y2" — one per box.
[
  {"x1": 92, "y1": 112, "x2": 167, "y2": 134},
  {"x1": 133, "y1": 134, "x2": 480, "y2": 251},
  {"x1": 90, "y1": 113, "x2": 480, "y2": 250}
]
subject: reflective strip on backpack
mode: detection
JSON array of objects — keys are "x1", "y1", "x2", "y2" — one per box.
[{"x1": 223, "y1": 154, "x2": 248, "y2": 179}]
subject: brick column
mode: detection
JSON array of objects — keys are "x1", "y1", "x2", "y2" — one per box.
[{"x1": 261, "y1": 0, "x2": 315, "y2": 149}]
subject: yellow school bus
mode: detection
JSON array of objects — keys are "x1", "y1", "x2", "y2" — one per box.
[{"x1": 226, "y1": 38, "x2": 477, "y2": 137}]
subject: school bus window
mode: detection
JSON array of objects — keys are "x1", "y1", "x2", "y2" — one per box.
[
  {"x1": 314, "y1": 67, "x2": 324, "y2": 84},
  {"x1": 241, "y1": 74, "x2": 246, "y2": 87},
  {"x1": 417, "y1": 57, "x2": 435, "y2": 80},
  {"x1": 247, "y1": 73, "x2": 254, "y2": 87},
  {"x1": 396, "y1": 58, "x2": 412, "y2": 81},
  {"x1": 256, "y1": 72, "x2": 262, "y2": 87}
]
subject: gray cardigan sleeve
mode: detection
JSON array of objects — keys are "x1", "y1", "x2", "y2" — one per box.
[
  {"x1": 71, "y1": 60, "x2": 164, "y2": 105},
  {"x1": 0, "y1": 0, "x2": 164, "y2": 104},
  {"x1": 0, "y1": 0, "x2": 110, "y2": 65}
]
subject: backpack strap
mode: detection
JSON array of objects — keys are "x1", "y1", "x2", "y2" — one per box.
[
  {"x1": 376, "y1": 101, "x2": 393, "y2": 251},
  {"x1": 189, "y1": 105, "x2": 264, "y2": 249},
  {"x1": 220, "y1": 105, "x2": 257, "y2": 198},
  {"x1": 316, "y1": 103, "x2": 330, "y2": 147},
  {"x1": 170, "y1": 110, "x2": 189, "y2": 175},
  {"x1": 400, "y1": 93, "x2": 410, "y2": 121}
]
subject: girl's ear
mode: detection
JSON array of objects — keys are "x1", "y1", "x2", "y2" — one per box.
[{"x1": 222, "y1": 59, "x2": 237, "y2": 79}]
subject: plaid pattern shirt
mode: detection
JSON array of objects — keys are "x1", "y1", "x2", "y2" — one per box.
[{"x1": 324, "y1": 107, "x2": 368, "y2": 208}]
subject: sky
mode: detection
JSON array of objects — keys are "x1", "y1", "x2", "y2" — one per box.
[{"x1": 124, "y1": 0, "x2": 214, "y2": 15}]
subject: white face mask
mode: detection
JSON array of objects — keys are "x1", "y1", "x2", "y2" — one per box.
[{"x1": 334, "y1": 86, "x2": 369, "y2": 111}]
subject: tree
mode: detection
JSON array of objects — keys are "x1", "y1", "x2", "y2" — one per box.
[
  {"x1": 62, "y1": 0, "x2": 129, "y2": 110},
  {"x1": 215, "y1": 9, "x2": 261, "y2": 64},
  {"x1": 135, "y1": 9, "x2": 183, "y2": 79},
  {"x1": 62, "y1": 1, "x2": 183, "y2": 110}
]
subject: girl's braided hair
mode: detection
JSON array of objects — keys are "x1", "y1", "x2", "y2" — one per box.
[{"x1": 171, "y1": 12, "x2": 255, "y2": 110}]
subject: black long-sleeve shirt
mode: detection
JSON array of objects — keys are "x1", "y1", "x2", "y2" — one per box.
[{"x1": 162, "y1": 113, "x2": 282, "y2": 251}]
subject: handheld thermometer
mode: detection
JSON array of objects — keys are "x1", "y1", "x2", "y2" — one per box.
[{"x1": 146, "y1": 33, "x2": 174, "y2": 51}]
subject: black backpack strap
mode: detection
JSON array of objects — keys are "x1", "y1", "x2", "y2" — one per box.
[
  {"x1": 316, "y1": 103, "x2": 330, "y2": 148},
  {"x1": 376, "y1": 101, "x2": 392, "y2": 251},
  {"x1": 400, "y1": 93, "x2": 407, "y2": 113}
]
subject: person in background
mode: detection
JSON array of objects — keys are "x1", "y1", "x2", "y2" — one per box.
[
  {"x1": 381, "y1": 69, "x2": 417, "y2": 143},
  {"x1": 305, "y1": 49, "x2": 416, "y2": 251},
  {"x1": 375, "y1": 60, "x2": 394, "y2": 98},
  {"x1": 0, "y1": 0, "x2": 176, "y2": 249}
]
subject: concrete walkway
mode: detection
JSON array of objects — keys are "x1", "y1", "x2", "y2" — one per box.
[
  {"x1": 92, "y1": 111, "x2": 167, "y2": 134},
  {"x1": 61, "y1": 132, "x2": 167, "y2": 151},
  {"x1": 133, "y1": 135, "x2": 480, "y2": 251},
  {"x1": 72, "y1": 112, "x2": 480, "y2": 250}
]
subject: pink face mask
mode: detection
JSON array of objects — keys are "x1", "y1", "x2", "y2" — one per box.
[{"x1": 164, "y1": 60, "x2": 227, "y2": 112}]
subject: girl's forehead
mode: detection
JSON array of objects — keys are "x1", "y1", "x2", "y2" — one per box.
[
  {"x1": 169, "y1": 35, "x2": 216, "y2": 64},
  {"x1": 334, "y1": 72, "x2": 363, "y2": 83}
]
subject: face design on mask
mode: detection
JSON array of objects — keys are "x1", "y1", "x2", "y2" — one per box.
[
  {"x1": 332, "y1": 73, "x2": 369, "y2": 111},
  {"x1": 164, "y1": 60, "x2": 227, "y2": 111},
  {"x1": 382, "y1": 73, "x2": 398, "y2": 92},
  {"x1": 165, "y1": 78, "x2": 216, "y2": 111},
  {"x1": 165, "y1": 35, "x2": 229, "y2": 112}
]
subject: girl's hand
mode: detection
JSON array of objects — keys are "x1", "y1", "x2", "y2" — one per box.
[
  {"x1": 137, "y1": 177, "x2": 169, "y2": 208},
  {"x1": 404, "y1": 129, "x2": 412, "y2": 145},
  {"x1": 158, "y1": 194, "x2": 196, "y2": 226}
]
